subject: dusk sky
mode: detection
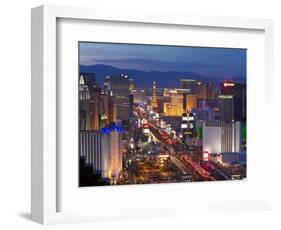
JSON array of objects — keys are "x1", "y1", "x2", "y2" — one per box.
[{"x1": 79, "y1": 42, "x2": 246, "y2": 79}]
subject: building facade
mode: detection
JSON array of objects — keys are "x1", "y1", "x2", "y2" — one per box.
[
  {"x1": 220, "y1": 80, "x2": 246, "y2": 122},
  {"x1": 79, "y1": 126, "x2": 123, "y2": 181},
  {"x1": 79, "y1": 74, "x2": 91, "y2": 130},
  {"x1": 79, "y1": 131, "x2": 107, "y2": 176},
  {"x1": 80, "y1": 72, "x2": 96, "y2": 87},
  {"x1": 180, "y1": 79, "x2": 197, "y2": 94},
  {"x1": 192, "y1": 107, "x2": 214, "y2": 121},
  {"x1": 131, "y1": 89, "x2": 147, "y2": 103},
  {"x1": 163, "y1": 88, "x2": 193, "y2": 116},
  {"x1": 202, "y1": 121, "x2": 241, "y2": 154},
  {"x1": 185, "y1": 94, "x2": 197, "y2": 111},
  {"x1": 106, "y1": 74, "x2": 131, "y2": 121},
  {"x1": 196, "y1": 81, "x2": 207, "y2": 99},
  {"x1": 218, "y1": 95, "x2": 234, "y2": 121}
]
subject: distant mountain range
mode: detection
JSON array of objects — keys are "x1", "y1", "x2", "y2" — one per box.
[{"x1": 79, "y1": 64, "x2": 246, "y2": 88}]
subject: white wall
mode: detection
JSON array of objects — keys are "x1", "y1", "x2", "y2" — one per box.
[
  {"x1": 203, "y1": 126, "x2": 222, "y2": 153},
  {"x1": 0, "y1": 0, "x2": 280, "y2": 229}
]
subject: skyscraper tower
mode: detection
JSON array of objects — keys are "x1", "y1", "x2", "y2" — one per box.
[
  {"x1": 107, "y1": 74, "x2": 130, "y2": 121},
  {"x1": 79, "y1": 74, "x2": 90, "y2": 130},
  {"x1": 151, "y1": 81, "x2": 158, "y2": 110}
]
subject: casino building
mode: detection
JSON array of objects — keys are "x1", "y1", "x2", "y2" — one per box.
[
  {"x1": 202, "y1": 120, "x2": 241, "y2": 154},
  {"x1": 79, "y1": 124, "x2": 123, "y2": 183},
  {"x1": 220, "y1": 80, "x2": 246, "y2": 122}
]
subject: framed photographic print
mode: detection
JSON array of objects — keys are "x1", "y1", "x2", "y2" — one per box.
[{"x1": 31, "y1": 5, "x2": 274, "y2": 224}]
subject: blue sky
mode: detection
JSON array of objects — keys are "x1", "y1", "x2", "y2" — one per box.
[{"x1": 79, "y1": 42, "x2": 246, "y2": 78}]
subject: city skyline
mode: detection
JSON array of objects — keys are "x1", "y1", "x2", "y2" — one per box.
[
  {"x1": 79, "y1": 42, "x2": 247, "y2": 187},
  {"x1": 79, "y1": 42, "x2": 246, "y2": 80}
]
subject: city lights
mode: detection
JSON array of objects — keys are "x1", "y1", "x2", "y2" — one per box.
[
  {"x1": 79, "y1": 42, "x2": 246, "y2": 187},
  {"x1": 223, "y1": 82, "x2": 235, "y2": 87}
]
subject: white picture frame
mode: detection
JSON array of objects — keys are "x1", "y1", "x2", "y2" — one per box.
[{"x1": 31, "y1": 4, "x2": 274, "y2": 225}]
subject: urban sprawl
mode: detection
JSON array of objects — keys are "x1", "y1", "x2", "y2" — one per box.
[{"x1": 79, "y1": 73, "x2": 246, "y2": 186}]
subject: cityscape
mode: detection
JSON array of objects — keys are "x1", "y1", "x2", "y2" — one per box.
[{"x1": 79, "y1": 42, "x2": 247, "y2": 186}]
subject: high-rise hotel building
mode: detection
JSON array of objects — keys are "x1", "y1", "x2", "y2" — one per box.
[
  {"x1": 106, "y1": 74, "x2": 131, "y2": 121},
  {"x1": 180, "y1": 79, "x2": 197, "y2": 94},
  {"x1": 218, "y1": 95, "x2": 234, "y2": 121},
  {"x1": 79, "y1": 74, "x2": 91, "y2": 130},
  {"x1": 163, "y1": 88, "x2": 196, "y2": 116},
  {"x1": 80, "y1": 130, "x2": 105, "y2": 173},
  {"x1": 181, "y1": 79, "x2": 216, "y2": 101},
  {"x1": 220, "y1": 80, "x2": 246, "y2": 122},
  {"x1": 196, "y1": 81, "x2": 207, "y2": 99},
  {"x1": 80, "y1": 72, "x2": 96, "y2": 87},
  {"x1": 89, "y1": 87, "x2": 101, "y2": 130},
  {"x1": 79, "y1": 125, "x2": 123, "y2": 181},
  {"x1": 202, "y1": 120, "x2": 241, "y2": 154},
  {"x1": 79, "y1": 73, "x2": 119, "y2": 131}
]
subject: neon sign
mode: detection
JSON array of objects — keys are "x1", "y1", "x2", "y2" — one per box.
[{"x1": 223, "y1": 82, "x2": 235, "y2": 87}]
